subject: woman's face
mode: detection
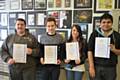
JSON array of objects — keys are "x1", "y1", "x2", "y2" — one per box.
[{"x1": 72, "y1": 26, "x2": 79, "y2": 39}]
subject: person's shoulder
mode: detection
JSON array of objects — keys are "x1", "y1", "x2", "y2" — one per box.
[
  {"x1": 113, "y1": 31, "x2": 120, "y2": 36},
  {"x1": 56, "y1": 33, "x2": 62, "y2": 37},
  {"x1": 7, "y1": 33, "x2": 15, "y2": 38},
  {"x1": 4, "y1": 33, "x2": 15, "y2": 41},
  {"x1": 113, "y1": 31, "x2": 120, "y2": 40},
  {"x1": 40, "y1": 33, "x2": 47, "y2": 38}
]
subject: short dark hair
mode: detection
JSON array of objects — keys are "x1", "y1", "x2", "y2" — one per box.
[
  {"x1": 45, "y1": 17, "x2": 56, "y2": 25},
  {"x1": 16, "y1": 18, "x2": 26, "y2": 25},
  {"x1": 100, "y1": 13, "x2": 113, "y2": 23}
]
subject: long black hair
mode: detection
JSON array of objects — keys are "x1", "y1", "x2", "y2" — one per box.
[
  {"x1": 68, "y1": 24, "x2": 85, "y2": 55},
  {"x1": 68, "y1": 24, "x2": 84, "y2": 42}
]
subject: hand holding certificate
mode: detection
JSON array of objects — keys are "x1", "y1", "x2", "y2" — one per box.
[
  {"x1": 44, "y1": 45, "x2": 57, "y2": 64},
  {"x1": 95, "y1": 37, "x2": 110, "y2": 58},
  {"x1": 66, "y1": 42, "x2": 80, "y2": 60},
  {"x1": 13, "y1": 44, "x2": 27, "y2": 63}
]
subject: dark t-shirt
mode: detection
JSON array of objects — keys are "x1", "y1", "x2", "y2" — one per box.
[{"x1": 88, "y1": 30, "x2": 120, "y2": 66}]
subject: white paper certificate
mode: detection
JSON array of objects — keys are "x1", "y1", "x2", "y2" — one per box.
[
  {"x1": 44, "y1": 46, "x2": 57, "y2": 64},
  {"x1": 95, "y1": 37, "x2": 110, "y2": 58},
  {"x1": 66, "y1": 42, "x2": 80, "y2": 60},
  {"x1": 13, "y1": 44, "x2": 27, "y2": 63}
]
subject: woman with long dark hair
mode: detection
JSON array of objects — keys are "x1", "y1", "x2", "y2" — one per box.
[{"x1": 64, "y1": 24, "x2": 87, "y2": 80}]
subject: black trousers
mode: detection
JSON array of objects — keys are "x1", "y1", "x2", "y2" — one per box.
[
  {"x1": 90, "y1": 65, "x2": 116, "y2": 80},
  {"x1": 9, "y1": 64, "x2": 36, "y2": 80},
  {"x1": 36, "y1": 65, "x2": 60, "y2": 80}
]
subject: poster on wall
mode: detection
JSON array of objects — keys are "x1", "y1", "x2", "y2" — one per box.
[
  {"x1": 9, "y1": 12, "x2": 17, "y2": 27},
  {"x1": 73, "y1": 10, "x2": 92, "y2": 23},
  {"x1": 94, "y1": 0, "x2": 117, "y2": 12},
  {"x1": 35, "y1": 11, "x2": 46, "y2": 27},
  {"x1": 27, "y1": 12, "x2": 35, "y2": 26},
  {"x1": 59, "y1": 10, "x2": 72, "y2": 28},
  {"x1": 47, "y1": 0, "x2": 72, "y2": 9},
  {"x1": 74, "y1": 0, "x2": 92, "y2": 8},
  {"x1": 10, "y1": 0, "x2": 20, "y2": 10},
  {"x1": 0, "y1": 13, "x2": 8, "y2": 28},
  {"x1": 22, "y1": 0, "x2": 33, "y2": 10},
  {"x1": 34, "y1": 0, "x2": 46, "y2": 10},
  {"x1": 64, "y1": 0, "x2": 71, "y2": 8},
  {"x1": 17, "y1": 12, "x2": 26, "y2": 20},
  {"x1": 55, "y1": 0, "x2": 62, "y2": 8},
  {"x1": 47, "y1": 0, "x2": 54, "y2": 8}
]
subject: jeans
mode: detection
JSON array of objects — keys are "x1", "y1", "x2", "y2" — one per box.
[{"x1": 65, "y1": 64, "x2": 83, "y2": 80}]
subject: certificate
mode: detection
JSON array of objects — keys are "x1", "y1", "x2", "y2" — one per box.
[
  {"x1": 66, "y1": 42, "x2": 80, "y2": 60},
  {"x1": 95, "y1": 37, "x2": 110, "y2": 58},
  {"x1": 44, "y1": 45, "x2": 57, "y2": 64},
  {"x1": 13, "y1": 44, "x2": 27, "y2": 63}
]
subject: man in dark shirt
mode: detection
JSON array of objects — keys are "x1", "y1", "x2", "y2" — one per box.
[{"x1": 88, "y1": 13, "x2": 120, "y2": 80}]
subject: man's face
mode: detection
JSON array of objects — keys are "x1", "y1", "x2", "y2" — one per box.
[
  {"x1": 46, "y1": 21, "x2": 56, "y2": 35},
  {"x1": 15, "y1": 20, "x2": 26, "y2": 34},
  {"x1": 100, "y1": 19, "x2": 113, "y2": 31}
]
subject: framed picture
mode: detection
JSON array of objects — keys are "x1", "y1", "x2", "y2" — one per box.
[
  {"x1": 73, "y1": 10, "x2": 92, "y2": 23},
  {"x1": 27, "y1": 12, "x2": 35, "y2": 27},
  {"x1": 59, "y1": 10, "x2": 72, "y2": 28},
  {"x1": 64, "y1": 0, "x2": 71, "y2": 8},
  {"x1": 47, "y1": 0, "x2": 54, "y2": 8},
  {"x1": 9, "y1": 12, "x2": 17, "y2": 28},
  {"x1": 93, "y1": 17, "x2": 101, "y2": 30},
  {"x1": 56, "y1": 29, "x2": 68, "y2": 40},
  {"x1": 94, "y1": 0, "x2": 117, "y2": 13},
  {"x1": 10, "y1": 0, "x2": 20, "y2": 10},
  {"x1": 17, "y1": 12, "x2": 26, "y2": 20},
  {"x1": 111, "y1": 9, "x2": 120, "y2": 32},
  {"x1": 22, "y1": 0, "x2": 33, "y2": 10},
  {"x1": 47, "y1": 0, "x2": 72, "y2": 10},
  {"x1": 35, "y1": 11, "x2": 46, "y2": 27},
  {"x1": 0, "y1": 29, "x2": 8, "y2": 40},
  {"x1": 0, "y1": 0, "x2": 6, "y2": 10},
  {"x1": 74, "y1": 0, "x2": 92, "y2": 8},
  {"x1": 0, "y1": 13, "x2": 8, "y2": 28},
  {"x1": 34, "y1": 0, "x2": 46, "y2": 10}
]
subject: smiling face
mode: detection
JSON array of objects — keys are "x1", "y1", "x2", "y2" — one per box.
[
  {"x1": 100, "y1": 19, "x2": 113, "y2": 32},
  {"x1": 15, "y1": 20, "x2": 26, "y2": 35},
  {"x1": 46, "y1": 17, "x2": 57, "y2": 35},
  {"x1": 72, "y1": 26, "x2": 79, "y2": 40}
]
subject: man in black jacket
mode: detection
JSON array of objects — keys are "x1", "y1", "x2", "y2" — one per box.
[{"x1": 88, "y1": 13, "x2": 120, "y2": 80}]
